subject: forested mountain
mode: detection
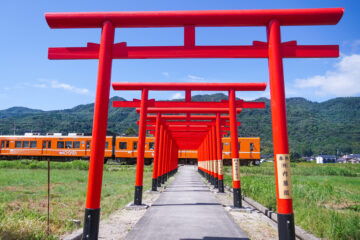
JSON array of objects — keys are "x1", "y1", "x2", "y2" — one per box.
[{"x1": 0, "y1": 95, "x2": 359, "y2": 156}]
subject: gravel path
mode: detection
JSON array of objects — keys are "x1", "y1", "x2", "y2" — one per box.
[
  {"x1": 62, "y1": 166, "x2": 279, "y2": 240},
  {"x1": 125, "y1": 166, "x2": 249, "y2": 240},
  {"x1": 207, "y1": 180, "x2": 279, "y2": 240}
]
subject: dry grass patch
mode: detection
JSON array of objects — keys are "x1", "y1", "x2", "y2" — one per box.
[{"x1": 0, "y1": 161, "x2": 153, "y2": 239}]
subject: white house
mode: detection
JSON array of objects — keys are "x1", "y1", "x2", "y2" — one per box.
[{"x1": 315, "y1": 155, "x2": 336, "y2": 164}]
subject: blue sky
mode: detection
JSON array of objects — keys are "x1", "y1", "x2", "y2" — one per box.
[{"x1": 0, "y1": 0, "x2": 359, "y2": 110}]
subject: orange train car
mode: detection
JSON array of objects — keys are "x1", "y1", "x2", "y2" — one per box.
[{"x1": 0, "y1": 134, "x2": 260, "y2": 164}]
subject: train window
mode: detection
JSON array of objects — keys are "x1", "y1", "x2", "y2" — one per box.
[
  {"x1": 73, "y1": 141, "x2": 80, "y2": 148},
  {"x1": 42, "y1": 141, "x2": 47, "y2": 148},
  {"x1": 149, "y1": 142, "x2": 155, "y2": 150},
  {"x1": 6, "y1": 141, "x2": 9, "y2": 148},
  {"x1": 48, "y1": 141, "x2": 51, "y2": 148},
  {"x1": 57, "y1": 141, "x2": 64, "y2": 148},
  {"x1": 23, "y1": 141, "x2": 30, "y2": 148},
  {"x1": 65, "y1": 141, "x2": 72, "y2": 149},
  {"x1": 133, "y1": 141, "x2": 138, "y2": 150},
  {"x1": 15, "y1": 141, "x2": 21, "y2": 148},
  {"x1": 30, "y1": 141, "x2": 37, "y2": 148},
  {"x1": 119, "y1": 142, "x2": 127, "y2": 150},
  {"x1": 105, "y1": 142, "x2": 109, "y2": 149},
  {"x1": 1, "y1": 141, "x2": 4, "y2": 148},
  {"x1": 86, "y1": 141, "x2": 90, "y2": 149},
  {"x1": 250, "y1": 143, "x2": 254, "y2": 151}
]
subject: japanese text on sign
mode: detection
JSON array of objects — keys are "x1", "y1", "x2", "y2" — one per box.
[
  {"x1": 276, "y1": 154, "x2": 292, "y2": 199},
  {"x1": 218, "y1": 160, "x2": 223, "y2": 175},
  {"x1": 232, "y1": 158, "x2": 240, "y2": 181}
]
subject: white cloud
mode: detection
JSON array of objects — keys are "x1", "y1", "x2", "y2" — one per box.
[
  {"x1": 170, "y1": 92, "x2": 184, "y2": 100},
  {"x1": 187, "y1": 74, "x2": 205, "y2": 81},
  {"x1": 35, "y1": 79, "x2": 90, "y2": 95},
  {"x1": 162, "y1": 72, "x2": 169, "y2": 77},
  {"x1": 294, "y1": 54, "x2": 360, "y2": 97},
  {"x1": 50, "y1": 80, "x2": 89, "y2": 94}
]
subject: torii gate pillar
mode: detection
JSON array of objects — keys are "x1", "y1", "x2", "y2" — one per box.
[
  {"x1": 268, "y1": 19, "x2": 295, "y2": 239},
  {"x1": 83, "y1": 22, "x2": 114, "y2": 239}
]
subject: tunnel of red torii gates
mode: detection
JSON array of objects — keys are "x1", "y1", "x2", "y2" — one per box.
[
  {"x1": 45, "y1": 7, "x2": 343, "y2": 240},
  {"x1": 112, "y1": 82, "x2": 266, "y2": 207}
]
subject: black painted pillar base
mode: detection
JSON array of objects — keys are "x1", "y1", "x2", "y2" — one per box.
[
  {"x1": 233, "y1": 188, "x2": 242, "y2": 208},
  {"x1": 157, "y1": 177, "x2": 162, "y2": 187},
  {"x1": 277, "y1": 213, "x2": 295, "y2": 240},
  {"x1": 214, "y1": 178, "x2": 218, "y2": 188},
  {"x1": 134, "y1": 185, "x2": 143, "y2": 205},
  {"x1": 82, "y1": 208, "x2": 100, "y2": 240},
  {"x1": 151, "y1": 178, "x2": 157, "y2": 191},
  {"x1": 211, "y1": 175, "x2": 215, "y2": 185},
  {"x1": 161, "y1": 175, "x2": 165, "y2": 184},
  {"x1": 218, "y1": 180, "x2": 224, "y2": 193}
]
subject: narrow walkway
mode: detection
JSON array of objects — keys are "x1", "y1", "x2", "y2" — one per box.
[{"x1": 125, "y1": 166, "x2": 249, "y2": 240}]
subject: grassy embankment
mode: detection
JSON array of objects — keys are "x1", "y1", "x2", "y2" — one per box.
[
  {"x1": 0, "y1": 160, "x2": 153, "y2": 240},
  {"x1": 223, "y1": 162, "x2": 360, "y2": 240}
]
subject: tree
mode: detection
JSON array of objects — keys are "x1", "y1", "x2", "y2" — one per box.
[
  {"x1": 290, "y1": 151, "x2": 301, "y2": 162},
  {"x1": 125, "y1": 127, "x2": 136, "y2": 136}
]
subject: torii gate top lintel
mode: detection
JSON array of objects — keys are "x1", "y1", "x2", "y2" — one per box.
[
  {"x1": 46, "y1": 8, "x2": 343, "y2": 60},
  {"x1": 45, "y1": 8, "x2": 343, "y2": 29}
]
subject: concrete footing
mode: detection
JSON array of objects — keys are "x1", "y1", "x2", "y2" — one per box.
[{"x1": 125, "y1": 203, "x2": 149, "y2": 210}]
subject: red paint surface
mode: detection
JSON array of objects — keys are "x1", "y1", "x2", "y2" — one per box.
[{"x1": 85, "y1": 22, "x2": 114, "y2": 209}]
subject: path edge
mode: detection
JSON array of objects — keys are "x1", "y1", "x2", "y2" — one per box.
[{"x1": 223, "y1": 185, "x2": 320, "y2": 240}]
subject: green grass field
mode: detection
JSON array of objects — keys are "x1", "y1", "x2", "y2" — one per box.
[
  {"x1": 0, "y1": 160, "x2": 153, "y2": 240},
  {"x1": 1, "y1": 161, "x2": 359, "y2": 240},
  {"x1": 223, "y1": 162, "x2": 360, "y2": 240}
]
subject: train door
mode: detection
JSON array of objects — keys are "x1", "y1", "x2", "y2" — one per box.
[
  {"x1": 1, "y1": 140, "x2": 9, "y2": 155},
  {"x1": 85, "y1": 140, "x2": 91, "y2": 156},
  {"x1": 149, "y1": 141, "x2": 155, "y2": 158},
  {"x1": 0, "y1": 140, "x2": 3, "y2": 154},
  {"x1": 42, "y1": 140, "x2": 46, "y2": 155},
  {"x1": 223, "y1": 141, "x2": 230, "y2": 159},
  {"x1": 249, "y1": 142, "x2": 254, "y2": 158},
  {"x1": 132, "y1": 140, "x2": 138, "y2": 158},
  {"x1": 42, "y1": 140, "x2": 51, "y2": 156}
]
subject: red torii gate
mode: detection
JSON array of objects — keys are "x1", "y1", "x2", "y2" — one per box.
[
  {"x1": 144, "y1": 116, "x2": 229, "y2": 192},
  {"x1": 112, "y1": 82, "x2": 266, "y2": 208},
  {"x1": 45, "y1": 7, "x2": 343, "y2": 240},
  {"x1": 144, "y1": 115, "x2": 234, "y2": 191}
]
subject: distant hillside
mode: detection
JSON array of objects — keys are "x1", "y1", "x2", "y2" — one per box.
[
  {"x1": 0, "y1": 95, "x2": 359, "y2": 156},
  {"x1": 0, "y1": 107, "x2": 43, "y2": 118}
]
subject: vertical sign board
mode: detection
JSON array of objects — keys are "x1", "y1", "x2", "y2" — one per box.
[
  {"x1": 232, "y1": 158, "x2": 240, "y2": 181},
  {"x1": 276, "y1": 154, "x2": 292, "y2": 199}
]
